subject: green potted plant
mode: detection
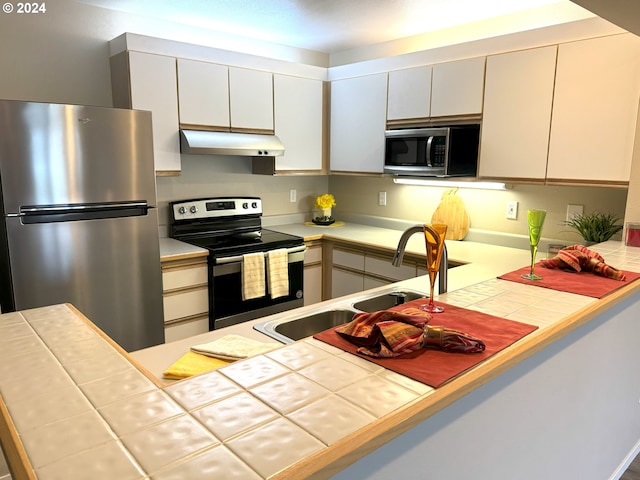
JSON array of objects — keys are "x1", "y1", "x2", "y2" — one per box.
[{"x1": 565, "y1": 211, "x2": 623, "y2": 244}]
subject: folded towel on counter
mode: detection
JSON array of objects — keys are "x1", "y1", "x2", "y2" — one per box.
[
  {"x1": 540, "y1": 244, "x2": 626, "y2": 281},
  {"x1": 335, "y1": 307, "x2": 486, "y2": 358},
  {"x1": 163, "y1": 351, "x2": 232, "y2": 380},
  {"x1": 267, "y1": 248, "x2": 289, "y2": 299},
  {"x1": 191, "y1": 334, "x2": 280, "y2": 361},
  {"x1": 242, "y1": 252, "x2": 266, "y2": 300}
]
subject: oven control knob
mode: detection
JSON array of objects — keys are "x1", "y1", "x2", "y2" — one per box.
[
  {"x1": 189, "y1": 205, "x2": 198, "y2": 214},
  {"x1": 242, "y1": 202, "x2": 249, "y2": 209},
  {"x1": 252, "y1": 202, "x2": 258, "y2": 209},
  {"x1": 178, "y1": 206, "x2": 186, "y2": 215},
  {"x1": 296, "y1": 290, "x2": 303, "y2": 299}
]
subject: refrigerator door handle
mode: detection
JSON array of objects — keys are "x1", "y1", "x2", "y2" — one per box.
[{"x1": 19, "y1": 201, "x2": 149, "y2": 215}]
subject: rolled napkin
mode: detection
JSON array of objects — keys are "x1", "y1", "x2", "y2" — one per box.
[
  {"x1": 540, "y1": 244, "x2": 626, "y2": 281},
  {"x1": 335, "y1": 307, "x2": 485, "y2": 358},
  {"x1": 423, "y1": 325, "x2": 486, "y2": 353},
  {"x1": 191, "y1": 334, "x2": 280, "y2": 361}
]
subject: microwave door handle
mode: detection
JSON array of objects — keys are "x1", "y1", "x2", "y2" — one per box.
[{"x1": 426, "y1": 136, "x2": 434, "y2": 167}]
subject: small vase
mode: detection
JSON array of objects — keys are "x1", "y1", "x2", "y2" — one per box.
[{"x1": 313, "y1": 207, "x2": 334, "y2": 225}]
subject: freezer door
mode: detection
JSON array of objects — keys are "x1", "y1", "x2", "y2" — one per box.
[
  {"x1": 3, "y1": 210, "x2": 164, "y2": 351},
  {"x1": 0, "y1": 100, "x2": 157, "y2": 213}
]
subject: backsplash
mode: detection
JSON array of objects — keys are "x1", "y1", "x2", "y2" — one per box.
[
  {"x1": 156, "y1": 155, "x2": 627, "y2": 244},
  {"x1": 328, "y1": 175, "x2": 628, "y2": 244}
]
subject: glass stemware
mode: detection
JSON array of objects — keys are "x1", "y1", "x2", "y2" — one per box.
[
  {"x1": 521, "y1": 209, "x2": 546, "y2": 280},
  {"x1": 420, "y1": 223, "x2": 447, "y2": 313}
]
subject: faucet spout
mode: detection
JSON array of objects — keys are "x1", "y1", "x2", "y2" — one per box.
[
  {"x1": 391, "y1": 225, "x2": 423, "y2": 267},
  {"x1": 392, "y1": 225, "x2": 448, "y2": 294}
]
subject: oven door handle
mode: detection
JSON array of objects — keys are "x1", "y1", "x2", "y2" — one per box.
[{"x1": 215, "y1": 245, "x2": 307, "y2": 265}]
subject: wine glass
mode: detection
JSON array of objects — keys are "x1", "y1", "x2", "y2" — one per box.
[
  {"x1": 521, "y1": 209, "x2": 546, "y2": 280},
  {"x1": 420, "y1": 224, "x2": 447, "y2": 313}
]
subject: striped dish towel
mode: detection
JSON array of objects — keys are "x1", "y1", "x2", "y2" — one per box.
[
  {"x1": 267, "y1": 248, "x2": 289, "y2": 299},
  {"x1": 242, "y1": 252, "x2": 266, "y2": 300}
]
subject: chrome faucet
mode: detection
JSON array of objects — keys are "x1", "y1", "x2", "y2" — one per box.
[{"x1": 392, "y1": 225, "x2": 448, "y2": 294}]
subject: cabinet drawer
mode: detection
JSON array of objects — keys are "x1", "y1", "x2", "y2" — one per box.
[
  {"x1": 332, "y1": 248, "x2": 365, "y2": 270},
  {"x1": 365, "y1": 254, "x2": 415, "y2": 281},
  {"x1": 304, "y1": 245, "x2": 322, "y2": 265},
  {"x1": 163, "y1": 288, "x2": 208, "y2": 322},
  {"x1": 165, "y1": 316, "x2": 209, "y2": 343},
  {"x1": 162, "y1": 265, "x2": 208, "y2": 292}
]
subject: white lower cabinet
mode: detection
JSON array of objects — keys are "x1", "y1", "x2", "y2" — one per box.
[
  {"x1": 161, "y1": 258, "x2": 209, "y2": 342},
  {"x1": 303, "y1": 242, "x2": 323, "y2": 305},
  {"x1": 329, "y1": 244, "x2": 422, "y2": 299}
]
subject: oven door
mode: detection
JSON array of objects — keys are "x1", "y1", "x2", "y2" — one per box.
[{"x1": 210, "y1": 246, "x2": 305, "y2": 329}]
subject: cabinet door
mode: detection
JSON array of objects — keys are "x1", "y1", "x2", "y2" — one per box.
[
  {"x1": 274, "y1": 75, "x2": 323, "y2": 171},
  {"x1": 229, "y1": 67, "x2": 274, "y2": 131},
  {"x1": 330, "y1": 73, "x2": 387, "y2": 173},
  {"x1": 431, "y1": 57, "x2": 485, "y2": 117},
  {"x1": 128, "y1": 52, "x2": 181, "y2": 173},
  {"x1": 479, "y1": 46, "x2": 557, "y2": 180},
  {"x1": 331, "y1": 267, "x2": 364, "y2": 298},
  {"x1": 177, "y1": 59, "x2": 229, "y2": 128},
  {"x1": 304, "y1": 264, "x2": 323, "y2": 306},
  {"x1": 387, "y1": 66, "x2": 432, "y2": 121},
  {"x1": 547, "y1": 34, "x2": 640, "y2": 184}
]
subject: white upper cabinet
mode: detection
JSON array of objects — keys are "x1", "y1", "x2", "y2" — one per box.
[
  {"x1": 547, "y1": 34, "x2": 640, "y2": 185},
  {"x1": 330, "y1": 73, "x2": 388, "y2": 173},
  {"x1": 430, "y1": 57, "x2": 485, "y2": 117},
  {"x1": 177, "y1": 59, "x2": 229, "y2": 128},
  {"x1": 387, "y1": 66, "x2": 432, "y2": 121},
  {"x1": 273, "y1": 74, "x2": 323, "y2": 171},
  {"x1": 479, "y1": 46, "x2": 557, "y2": 180},
  {"x1": 229, "y1": 67, "x2": 274, "y2": 131},
  {"x1": 120, "y1": 51, "x2": 181, "y2": 174}
]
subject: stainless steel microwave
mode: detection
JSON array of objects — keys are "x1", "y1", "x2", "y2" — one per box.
[{"x1": 384, "y1": 124, "x2": 480, "y2": 177}]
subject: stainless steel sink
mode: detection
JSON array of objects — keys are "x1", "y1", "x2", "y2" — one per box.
[
  {"x1": 254, "y1": 308, "x2": 357, "y2": 343},
  {"x1": 352, "y1": 290, "x2": 426, "y2": 312}
]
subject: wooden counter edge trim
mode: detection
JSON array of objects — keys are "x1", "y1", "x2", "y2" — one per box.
[
  {"x1": 274, "y1": 280, "x2": 640, "y2": 479},
  {"x1": 0, "y1": 391, "x2": 36, "y2": 480},
  {"x1": 160, "y1": 251, "x2": 209, "y2": 263},
  {"x1": 66, "y1": 304, "x2": 168, "y2": 389}
]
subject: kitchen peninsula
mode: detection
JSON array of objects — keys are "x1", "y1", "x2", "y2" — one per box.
[{"x1": 1, "y1": 230, "x2": 640, "y2": 479}]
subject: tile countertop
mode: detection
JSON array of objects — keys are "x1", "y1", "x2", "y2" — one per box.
[{"x1": 2, "y1": 236, "x2": 640, "y2": 479}]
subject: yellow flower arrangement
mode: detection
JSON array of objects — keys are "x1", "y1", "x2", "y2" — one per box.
[{"x1": 315, "y1": 193, "x2": 336, "y2": 210}]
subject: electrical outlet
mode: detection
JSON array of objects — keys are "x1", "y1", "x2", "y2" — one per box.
[
  {"x1": 506, "y1": 200, "x2": 518, "y2": 220},
  {"x1": 378, "y1": 191, "x2": 387, "y2": 206},
  {"x1": 566, "y1": 204, "x2": 583, "y2": 223},
  {"x1": 289, "y1": 189, "x2": 296, "y2": 203}
]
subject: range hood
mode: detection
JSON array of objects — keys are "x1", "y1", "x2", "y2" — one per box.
[{"x1": 180, "y1": 129, "x2": 285, "y2": 157}]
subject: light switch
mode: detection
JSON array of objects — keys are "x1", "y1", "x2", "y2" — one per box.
[{"x1": 378, "y1": 191, "x2": 387, "y2": 206}]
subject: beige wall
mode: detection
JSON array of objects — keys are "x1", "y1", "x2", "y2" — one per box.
[{"x1": 329, "y1": 175, "x2": 628, "y2": 243}]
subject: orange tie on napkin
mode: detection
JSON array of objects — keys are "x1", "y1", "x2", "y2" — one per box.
[
  {"x1": 540, "y1": 244, "x2": 626, "y2": 281},
  {"x1": 335, "y1": 307, "x2": 485, "y2": 358}
]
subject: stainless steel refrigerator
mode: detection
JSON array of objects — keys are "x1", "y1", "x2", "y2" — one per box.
[{"x1": 0, "y1": 100, "x2": 165, "y2": 351}]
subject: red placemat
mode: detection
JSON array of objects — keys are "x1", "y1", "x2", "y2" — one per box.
[
  {"x1": 498, "y1": 263, "x2": 640, "y2": 298},
  {"x1": 313, "y1": 299, "x2": 538, "y2": 388}
]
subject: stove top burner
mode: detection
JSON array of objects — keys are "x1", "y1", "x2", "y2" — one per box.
[{"x1": 184, "y1": 229, "x2": 304, "y2": 258}]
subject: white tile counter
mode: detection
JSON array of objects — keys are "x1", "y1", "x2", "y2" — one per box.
[{"x1": 2, "y1": 240, "x2": 640, "y2": 479}]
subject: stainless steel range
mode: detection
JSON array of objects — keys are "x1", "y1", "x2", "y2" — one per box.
[{"x1": 169, "y1": 197, "x2": 305, "y2": 329}]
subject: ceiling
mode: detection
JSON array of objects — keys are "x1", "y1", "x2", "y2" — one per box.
[{"x1": 78, "y1": 0, "x2": 594, "y2": 54}]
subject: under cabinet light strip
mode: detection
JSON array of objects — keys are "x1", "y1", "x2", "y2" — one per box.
[{"x1": 392, "y1": 178, "x2": 510, "y2": 190}]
